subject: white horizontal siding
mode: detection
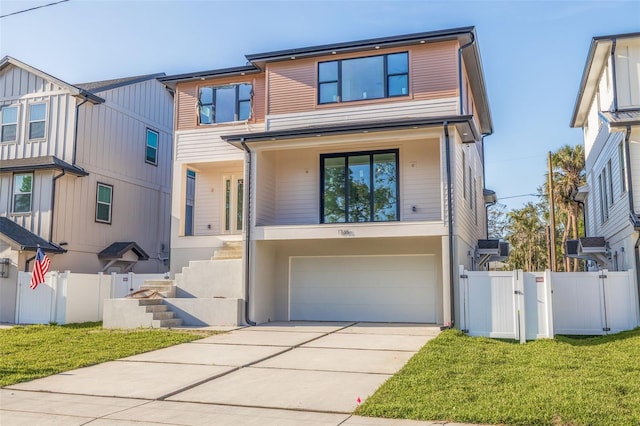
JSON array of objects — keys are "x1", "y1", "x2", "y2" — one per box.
[
  {"x1": 175, "y1": 125, "x2": 261, "y2": 162},
  {"x1": 266, "y1": 98, "x2": 458, "y2": 131},
  {"x1": 255, "y1": 151, "x2": 276, "y2": 226}
]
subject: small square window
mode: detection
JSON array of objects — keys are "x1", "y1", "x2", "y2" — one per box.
[
  {"x1": 146, "y1": 128, "x2": 158, "y2": 165},
  {"x1": 28, "y1": 103, "x2": 46, "y2": 140},
  {"x1": 96, "y1": 183, "x2": 113, "y2": 224},
  {"x1": 1, "y1": 106, "x2": 18, "y2": 142}
]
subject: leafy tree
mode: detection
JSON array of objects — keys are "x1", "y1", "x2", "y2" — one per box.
[
  {"x1": 505, "y1": 202, "x2": 548, "y2": 271},
  {"x1": 487, "y1": 203, "x2": 508, "y2": 239}
]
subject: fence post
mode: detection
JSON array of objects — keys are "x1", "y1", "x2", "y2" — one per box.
[
  {"x1": 544, "y1": 269, "x2": 554, "y2": 338},
  {"x1": 458, "y1": 265, "x2": 467, "y2": 333},
  {"x1": 600, "y1": 269, "x2": 610, "y2": 334},
  {"x1": 515, "y1": 270, "x2": 526, "y2": 343}
]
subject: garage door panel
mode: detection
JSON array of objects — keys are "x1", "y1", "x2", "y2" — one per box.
[{"x1": 290, "y1": 255, "x2": 436, "y2": 323}]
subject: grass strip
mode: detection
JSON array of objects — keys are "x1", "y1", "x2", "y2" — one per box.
[
  {"x1": 0, "y1": 322, "x2": 218, "y2": 387},
  {"x1": 356, "y1": 328, "x2": 640, "y2": 426}
]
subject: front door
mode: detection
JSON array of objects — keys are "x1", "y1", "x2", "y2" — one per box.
[{"x1": 222, "y1": 175, "x2": 243, "y2": 234}]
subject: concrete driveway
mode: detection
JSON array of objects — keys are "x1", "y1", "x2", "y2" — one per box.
[{"x1": 1, "y1": 322, "x2": 477, "y2": 425}]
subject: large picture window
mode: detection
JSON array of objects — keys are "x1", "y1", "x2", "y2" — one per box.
[
  {"x1": 12, "y1": 173, "x2": 33, "y2": 213},
  {"x1": 1, "y1": 106, "x2": 18, "y2": 142},
  {"x1": 96, "y1": 183, "x2": 113, "y2": 224},
  {"x1": 199, "y1": 84, "x2": 252, "y2": 124},
  {"x1": 321, "y1": 150, "x2": 399, "y2": 223},
  {"x1": 318, "y1": 52, "x2": 408, "y2": 104},
  {"x1": 28, "y1": 103, "x2": 46, "y2": 140}
]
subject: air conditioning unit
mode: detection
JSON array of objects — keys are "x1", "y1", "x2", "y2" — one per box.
[
  {"x1": 566, "y1": 237, "x2": 610, "y2": 268},
  {"x1": 476, "y1": 239, "x2": 501, "y2": 267}
]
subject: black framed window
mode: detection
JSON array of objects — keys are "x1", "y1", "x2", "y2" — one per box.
[
  {"x1": 145, "y1": 128, "x2": 158, "y2": 165},
  {"x1": 321, "y1": 149, "x2": 399, "y2": 223},
  {"x1": 96, "y1": 183, "x2": 113, "y2": 224},
  {"x1": 199, "y1": 84, "x2": 252, "y2": 124},
  {"x1": 318, "y1": 52, "x2": 408, "y2": 104}
]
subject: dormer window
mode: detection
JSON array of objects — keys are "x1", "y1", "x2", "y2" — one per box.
[
  {"x1": 199, "y1": 84, "x2": 252, "y2": 124},
  {"x1": 318, "y1": 52, "x2": 408, "y2": 104}
]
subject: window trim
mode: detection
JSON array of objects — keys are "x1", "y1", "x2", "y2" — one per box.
[
  {"x1": 198, "y1": 83, "x2": 252, "y2": 125},
  {"x1": 12, "y1": 172, "x2": 33, "y2": 214},
  {"x1": 145, "y1": 128, "x2": 159, "y2": 166},
  {"x1": 607, "y1": 159, "x2": 614, "y2": 206},
  {"x1": 317, "y1": 51, "x2": 409, "y2": 104},
  {"x1": 320, "y1": 149, "x2": 400, "y2": 224},
  {"x1": 619, "y1": 142, "x2": 627, "y2": 193},
  {"x1": 1, "y1": 104, "x2": 19, "y2": 143},
  {"x1": 95, "y1": 182, "x2": 113, "y2": 224},
  {"x1": 27, "y1": 102, "x2": 47, "y2": 141}
]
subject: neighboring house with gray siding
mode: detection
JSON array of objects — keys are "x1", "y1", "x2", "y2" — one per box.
[
  {"x1": 0, "y1": 56, "x2": 173, "y2": 323},
  {"x1": 161, "y1": 27, "x2": 496, "y2": 327}
]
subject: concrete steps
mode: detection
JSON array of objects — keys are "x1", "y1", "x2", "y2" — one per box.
[
  {"x1": 212, "y1": 241, "x2": 243, "y2": 260},
  {"x1": 137, "y1": 298, "x2": 182, "y2": 328}
]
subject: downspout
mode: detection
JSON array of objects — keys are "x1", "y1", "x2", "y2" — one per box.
[
  {"x1": 240, "y1": 138, "x2": 256, "y2": 326},
  {"x1": 49, "y1": 170, "x2": 66, "y2": 244},
  {"x1": 73, "y1": 98, "x2": 89, "y2": 166},
  {"x1": 444, "y1": 122, "x2": 455, "y2": 327},
  {"x1": 458, "y1": 32, "x2": 475, "y2": 115}
]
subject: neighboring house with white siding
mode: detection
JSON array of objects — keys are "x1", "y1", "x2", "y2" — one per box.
[
  {"x1": 0, "y1": 56, "x2": 173, "y2": 323},
  {"x1": 161, "y1": 27, "x2": 495, "y2": 327},
  {"x1": 570, "y1": 33, "x2": 640, "y2": 286}
]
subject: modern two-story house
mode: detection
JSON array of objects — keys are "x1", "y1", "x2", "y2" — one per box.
[
  {"x1": 161, "y1": 27, "x2": 494, "y2": 327},
  {"x1": 0, "y1": 57, "x2": 173, "y2": 323},
  {"x1": 570, "y1": 33, "x2": 640, "y2": 290}
]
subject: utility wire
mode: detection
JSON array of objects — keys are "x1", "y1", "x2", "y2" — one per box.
[
  {"x1": 0, "y1": 0, "x2": 69, "y2": 19},
  {"x1": 499, "y1": 193, "x2": 544, "y2": 200}
]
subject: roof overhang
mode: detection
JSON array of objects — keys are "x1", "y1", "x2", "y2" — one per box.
[
  {"x1": 159, "y1": 65, "x2": 261, "y2": 89},
  {"x1": 0, "y1": 156, "x2": 88, "y2": 177},
  {"x1": 0, "y1": 217, "x2": 66, "y2": 253},
  {"x1": 222, "y1": 116, "x2": 479, "y2": 147},
  {"x1": 599, "y1": 110, "x2": 640, "y2": 128},
  {"x1": 570, "y1": 32, "x2": 640, "y2": 128},
  {"x1": 0, "y1": 56, "x2": 104, "y2": 104}
]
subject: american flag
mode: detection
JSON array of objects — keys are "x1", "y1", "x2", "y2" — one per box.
[{"x1": 30, "y1": 248, "x2": 50, "y2": 290}]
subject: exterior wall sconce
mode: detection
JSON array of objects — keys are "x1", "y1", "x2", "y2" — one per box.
[{"x1": 0, "y1": 258, "x2": 10, "y2": 278}]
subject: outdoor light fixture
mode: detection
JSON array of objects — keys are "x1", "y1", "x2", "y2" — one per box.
[{"x1": 0, "y1": 258, "x2": 10, "y2": 278}]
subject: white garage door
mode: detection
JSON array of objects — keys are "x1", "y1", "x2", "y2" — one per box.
[{"x1": 289, "y1": 255, "x2": 436, "y2": 323}]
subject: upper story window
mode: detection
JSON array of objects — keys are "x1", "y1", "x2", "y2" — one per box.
[
  {"x1": 96, "y1": 183, "x2": 113, "y2": 224},
  {"x1": 321, "y1": 149, "x2": 399, "y2": 223},
  {"x1": 199, "y1": 84, "x2": 252, "y2": 124},
  {"x1": 28, "y1": 103, "x2": 46, "y2": 140},
  {"x1": 619, "y1": 142, "x2": 627, "y2": 193},
  {"x1": 318, "y1": 52, "x2": 408, "y2": 104},
  {"x1": 1, "y1": 106, "x2": 18, "y2": 142},
  {"x1": 13, "y1": 173, "x2": 33, "y2": 213},
  {"x1": 146, "y1": 128, "x2": 159, "y2": 165}
]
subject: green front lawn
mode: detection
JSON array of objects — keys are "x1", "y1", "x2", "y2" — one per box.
[
  {"x1": 0, "y1": 322, "x2": 218, "y2": 387},
  {"x1": 357, "y1": 329, "x2": 640, "y2": 426}
]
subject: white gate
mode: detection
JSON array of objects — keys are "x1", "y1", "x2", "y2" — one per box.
[
  {"x1": 459, "y1": 267, "x2": 526, "y2": 341},
  {"x1": 15, "y1": 271, "x2": 65, "y2": 324},
  {"x1": 552, "y1": 270, "x2": 638, "y2": 335}
]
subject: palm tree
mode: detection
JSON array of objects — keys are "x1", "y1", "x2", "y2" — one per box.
[{"x1": 550, "y1": 145, "x2": 585, "y2": 272}]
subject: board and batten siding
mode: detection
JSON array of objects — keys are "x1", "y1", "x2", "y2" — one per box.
[
  {"x1": 0, "y1": 170, "x2": 54, "y2": 239},
  {"x1": 266, "y1": 41, "x2": 459, "y2": 117},
  {"x1": 615, "y1": 39, "x2": 640, "y2": 109},
  {"x1": 1, "y1": 65, "x2": 77, "y2": 163},
  {"x1": 253, "y1": 137, "x2": 442, "y2": 226},
  {"x1": 174, "y1": 75, "x2": 266, "y2": 132}
]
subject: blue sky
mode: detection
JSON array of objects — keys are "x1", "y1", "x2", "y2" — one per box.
[{"x1": 1, "y1": 0, "x2": 639, "y2": 211}]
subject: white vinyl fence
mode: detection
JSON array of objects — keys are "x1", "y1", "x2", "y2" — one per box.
[
  {"x1": 459, "y1": 266, "x2": 639, "y2": 341},
  {"x1": 15, "y1": 271, "x2": 165, "y2": 325}
]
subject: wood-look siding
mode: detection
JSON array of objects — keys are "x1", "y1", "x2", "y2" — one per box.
[
  {"x1": 175, "y1": 74, "x2": 266, "y2": 131},
  {"x1": 266, "y1": 41, "x2": 459, "y2": 116},
  {"x1": 0, "y1": 65, "x2": 76, "y2": 163},
  {"x1": 252, "y1": 137, "x2": 442, "y2": 226}
]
